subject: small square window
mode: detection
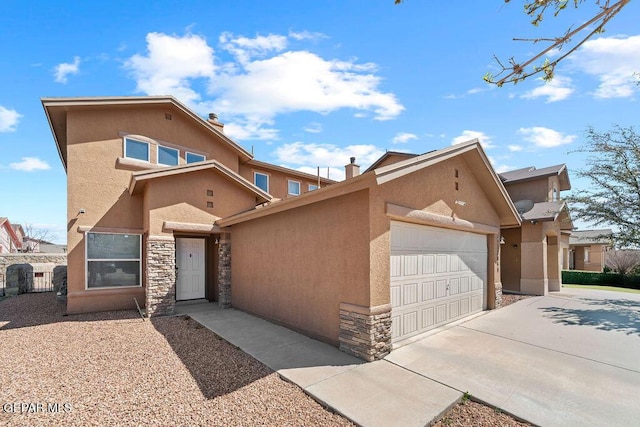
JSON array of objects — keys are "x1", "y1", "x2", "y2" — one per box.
[
  {"x1": 288, "y1": 180, "x2": 301, "y2": 196},
  {"x1": 207, "y1": 190, "x2": 214, "y2": 197},
  {"x1": 254, "y1": 172, "x2": 269, "y2": 192},
  {"x1": 186, "y1": 152, "x2": 206, "y2": 163},
  {"x1": 124, "y1": 138, "x2": 149, "y2": 162},
  {"x1": 308, "y1": 184, "x2": 319, "y2": 191},
  {"x1": 207, "y1": 201, "x2": 214, "y2": 208},
  {"x1": 158, "y1": 145, "x2": 179, "y2": 166}
]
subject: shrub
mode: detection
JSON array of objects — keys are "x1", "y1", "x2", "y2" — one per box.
[{"x1": 562, "y1": 270, "x2": 640, "y2": 290}]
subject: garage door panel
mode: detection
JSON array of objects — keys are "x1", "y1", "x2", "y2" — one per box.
[
  {"x1": 403, "y1": 255, "x2": 419, "y2": 276},
  {"x1": 422, "y1": 280, "x2": 435, "y2": 301},
  {"x1": 402, "y1": 282, "x2": 418, "y2": 305},
  {"x1": 422, "y1": 307, "x2": 435, "y2": 328},
  {"x1": 391, "y1": 222, "x2": 488, "y2": 344}
]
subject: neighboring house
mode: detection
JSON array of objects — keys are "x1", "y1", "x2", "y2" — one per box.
[
  {"x1": 569, "y1": 229, "x2": 613, "y2": 272},
  {"x1": 43, "y1": 96, "x2": 521, "y2": 361},
  {"x1": 498, "y1": 165, "x2": 573, "y2": 295},
  {"x1": 0, "y1": 218, "x2": 22, "y2": 253}
]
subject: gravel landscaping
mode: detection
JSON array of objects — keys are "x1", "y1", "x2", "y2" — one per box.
[
  {"x1": 0, "y1": 293, "x2": 352, "y2": 426},
  {"x1": 1, "y1": 292, "x2": 537, "y2": 426}
]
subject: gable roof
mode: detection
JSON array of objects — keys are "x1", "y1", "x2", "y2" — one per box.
[
  {"x1": 570, "y1": 229, "x2": 613, "y2": 246},
  {"x1": 41, "y1": 96, "x2": 254, "y2": 171},
  {"x1": 499, "y1": 164, "x2": 571, "y2": 190},
  {"x1": 219, "y1": 140, "x2": 522, "y2": 228},
  {"x1": 364, "y1": 151, "x2": 419, "y2": 173},
  {"x1": 128, "y1": 159, "x2": 272, "y2": 203},
  {"x1": 374, "y1": 140, "x2": 522, "y2": 228}
]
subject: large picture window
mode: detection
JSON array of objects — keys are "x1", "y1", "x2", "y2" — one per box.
[
  {"x1": 124, "y1": 138, "x2": 149, "y2": 162},
  {"x1": 86, "y1": 232, "x2": 141, "y2": 289}
]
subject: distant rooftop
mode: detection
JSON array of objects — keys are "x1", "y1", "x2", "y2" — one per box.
[
  {"x1": 499, "y1": 164, "x2": 570, "y2": 191},
  {"x1": 570, "y1": 229, "x2": 613, "y2": 246}
]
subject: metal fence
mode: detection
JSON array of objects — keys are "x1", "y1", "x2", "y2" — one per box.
[{"x1": 22, "y1": 270, "x2": 56, "y2": 293}]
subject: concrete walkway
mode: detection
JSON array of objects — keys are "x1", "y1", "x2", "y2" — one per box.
[
  {"x1": 176, "y1": 288, "x2": 640, "y2": 426},
  {"x1": 175, "y1": 302, "x2": 462, "y2": 427}
]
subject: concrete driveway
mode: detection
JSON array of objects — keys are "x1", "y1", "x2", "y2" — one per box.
[{"x1": 386, "y1": 288, "x2": 640, "y2": 426}]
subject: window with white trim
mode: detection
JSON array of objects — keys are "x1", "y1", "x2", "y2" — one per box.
[
  {"x1": 308, "y1": 184, "x2": 319, "y2": 191},
  {"x1": 158, "y1": 145, "x2": 179, "y2": 166},
  {"x1": 288, "y1": 180, "x2": 301, "y2": 196},
  {"x1": 124, "y1": 137, "x2": 150, "y2": 162},
  {"x1": 186, "y1": 152, "x2": 206, "y2": 163},
  {"x1": 584, "y1": 247, "x2": 590, "y2": 263},
  {"x1": 254, "y1": 172, "x2": 269, "y2": 192},
  {"x1": 86, "y1": 232, "x2": 141, "y2": 289}
]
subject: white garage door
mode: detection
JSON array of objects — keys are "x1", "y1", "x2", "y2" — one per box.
[{"x1": 390, "y1": 221, "x2": 487, "y2": 343}]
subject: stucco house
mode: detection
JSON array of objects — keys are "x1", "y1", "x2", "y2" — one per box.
[
  {"x1": 497, "y1": 165, "x2": 573, "y2": 295},
  {"x1": 43, "y1": 95, "x2": 522, "y2": 361},
  {"x1": 569, "y1": 229, "x2": 613, "y2": 272},
  {"x1": 0, "y1": 218, "x2": 22, "y2": 253}
]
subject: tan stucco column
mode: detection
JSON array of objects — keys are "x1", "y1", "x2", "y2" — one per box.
[
  {"x1": 547, "y1": 235, "x2": 561, "y2": 292},
  {"x1": 520, "y1": 240, "x2": 548, "y2": 295}
]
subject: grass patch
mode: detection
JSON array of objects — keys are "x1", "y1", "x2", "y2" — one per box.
[{"x1": 563, "y1": 284, "x2": 640, "y2": 295}]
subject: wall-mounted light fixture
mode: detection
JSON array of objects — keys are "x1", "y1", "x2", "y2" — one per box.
[
  {"x1": 78, "y1": 208, "x2": 86, "y2": 214},
  {"x1": 500, "y1": 236, "x2": 505, "y2": 245},
  {"x1": 454, "y1": 200, "x2": 467, "y2": 206},
  {"x1": 214, "y1": 237, "x2": 220, "y2": 244}
]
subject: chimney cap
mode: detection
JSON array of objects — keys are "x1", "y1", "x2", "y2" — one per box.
[
  {"x1": 208, "y1": 113, "x2": 218, "y2": 121},
  {"x1": 350, "y1": 157, "x2": 356, "y2": 164}
]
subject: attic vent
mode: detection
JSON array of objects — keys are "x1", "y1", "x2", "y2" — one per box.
[
  {"x1": 165, "y1": 113, "x2": 172, "y2": 120},
  {"x1": 514, "y1": 199, "x2": 534, "y2": 215}
]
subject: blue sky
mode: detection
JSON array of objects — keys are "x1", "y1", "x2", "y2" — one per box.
[{"x1": 1, "y1": 1, "x2": 639, "y2": 243}]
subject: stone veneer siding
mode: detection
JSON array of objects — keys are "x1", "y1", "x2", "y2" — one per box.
[
  {"x1": 339, "y1": 303, "x2": 392, "y2": 362},
  {"x1": 495, "y1": 282, "x2": 503, "y2": 308},
  {"x1": 145, "y1": 236, "x2": 176, "y2": 317},
  {"x1": 218, "y1": 234, "x2": 231, "y2": 308}
]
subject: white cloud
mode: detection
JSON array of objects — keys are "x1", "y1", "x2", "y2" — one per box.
[
  {"x1": 274, "y1": 141, "x2": 384, "y2": 180},
  {"x1": 210, "y1": 50, "x2": 403, "y2": 121},
  {"x1": 303, "y1": 122, "x2": 323, "y2": 133},
  {"x1": 9, "y1": 157, "x2": 50, "y2": 171},
  {"x1": 126, "y1": 32, "x2": 404, "y2": 140},
  {"x1": 521, "y1": 76, "x2": 574, "y2": 102},
  {"x1": 444, "y1": 85, "x2": 493, "y2": 99},
  {"x1": 517, "y1": 127, "x2": 576, "y2": 148},
  {"x1": 125, "y1": 32, "x2": 216, "y2": 106},
  {"x1": 508, "y1": 145, "x2": 523, "y2": 152},
  {"x1": 54, "y1": 56, "x2": 80, "y2": 84},
  {"x1": 451, "y1": 130, "x2": 494, "y2": 149},
  {"x1": 0, "y1": 106, "x2": 21, "y2": 132},
  {"x1": 392, "y1": 132, "x2": 418, "y2": 144},
  {"x1": 569, "y1": 35, "x2": 640, "y2": 98}
]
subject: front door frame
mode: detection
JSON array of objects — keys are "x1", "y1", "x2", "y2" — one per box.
[{"x1": 175, "y1": 235, "x2": 207, "y2": 301}]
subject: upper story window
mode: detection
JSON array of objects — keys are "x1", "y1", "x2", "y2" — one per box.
[
  {"x1": 158, "y1": 145, "x2": 179, "y2": 166},
  {"x1": 288, "y1": 180, "x2": 301, "y2": 196},
  {"x1": 308, "y1": 184, "x2": 319, "y2": 191},
  {"x1": 254, "y1": 172, "x2": 269, "y2": 193},
  {"x1": 124, "y1": 137, "x2": 149, "y2": 162},
  {"x1": 186, "y1": 152, "x2": 206, "y2": 163}
]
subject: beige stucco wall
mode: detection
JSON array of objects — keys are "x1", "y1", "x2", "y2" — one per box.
[
  {"x1": 573, "y1": 244, "x2": 606, "y2": 272},
  {"x1": 370, "y1": 156, "x2": 502, "y2": 308},
  {"x1": 500, "y1": 227, "x2": 522, "y2": 292},
  {"x1": 238, "y1": 163, "x2": 322, "y2": 200},
  {"x1": 505, "y1": 179, "x2": 549, "y2": 203},
  {"x1": 230, "y1": 190, "x2": 371, "y2": 345},
  {"x1": 143, "y1": 169, "x2": 257, "y2": 236},
  {"x1": 64, "y1": 106, "x2": 244, "y2": 314}
]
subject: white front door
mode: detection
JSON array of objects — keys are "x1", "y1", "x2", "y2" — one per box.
[
  {"x1": 176, "y1": 238, "x2": 205, "y2": 300},
  {"x1": 390, "y1": 222, "x2": 488, "y2": 344}
]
